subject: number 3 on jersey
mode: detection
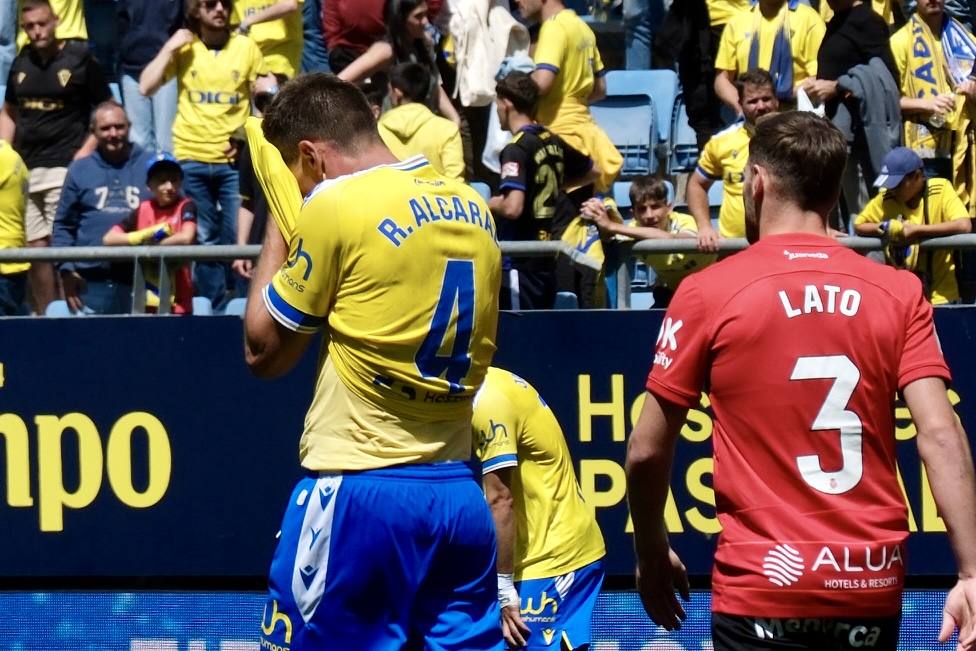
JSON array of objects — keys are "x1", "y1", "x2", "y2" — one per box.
[
  {"x1": 791, "y1": 355, "x2": 863, "y2": 495},
  {"x1": 416, "y1": 260, "x2": 475, "y2": 393}
]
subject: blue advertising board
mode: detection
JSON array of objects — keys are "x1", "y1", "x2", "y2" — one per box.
[{"x1": 0, "y1": 308, "x2": 972, "y2": 580}]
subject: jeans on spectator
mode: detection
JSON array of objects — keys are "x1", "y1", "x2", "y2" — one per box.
[
  {"x1": 180, "y1": 160, "x2": 240, "y2": 308},
  {"x1": 0, "y1": 272, "x2": 27, "y2": 316},
  {"x1": 624, "y1": 0, "x2": 668, "y2": 70},
  {"x1": 0, "y1": 0, "x2": 16, "y2": 101},
  {"x1": 121, "y1": 74, "x2": 177, "y2": 153},
  {"x1": 80, "y1": 279, "x2": 132, "y2": 315},
  {"x1": 301, "y1": 0, "x2": 331, "y2": 73}
]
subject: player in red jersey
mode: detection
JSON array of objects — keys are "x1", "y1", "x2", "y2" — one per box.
[{"x1": 626, "y1": 111, "x2": 976, "y2": 651}]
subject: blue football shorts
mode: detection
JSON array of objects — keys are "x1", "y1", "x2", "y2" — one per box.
[
  {"x1": 515, "y1": 559, "x2": 604, "y2": 651},
  {"x1": 260, "y1": 461, "x2": 503, "y2": 651}
]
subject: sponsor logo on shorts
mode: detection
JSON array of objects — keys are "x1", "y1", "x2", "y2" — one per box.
[{"x1": 752, "y1": 617, "x2": 885, "y2": 647}]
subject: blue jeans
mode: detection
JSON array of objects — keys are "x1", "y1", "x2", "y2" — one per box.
[
  {"x1": 0, "y1": 272, "x2": 27, "y2": 316},
  {"x1": 624, "y1": 0, "x2": 667, "y2": 70},
  {"x1": 301, "y1": 0, "x2": 331, "y2": 73},
  {"x1": 180, "y1": 160, "x2": 240, "y2": 307},
  {"x1": 0, "y1": 0, "x2": 16, "y2": 101},
  {"x1": 80, "y1": 279, "x2": 132, "y2": 315},
  {"x1": 121, "y1": 74, "x2": 177, "y2": 153}
]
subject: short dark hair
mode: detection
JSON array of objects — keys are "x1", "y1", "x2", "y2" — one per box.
[
  {"x1": 495, "y1": 72, "x2": 539, "y2": 116},
  {"x1": 748, "y1": 111, "x2": 847, "y2": 212},
  {"x1": 735, "y1": 69, "x2": 774, "y2": 99},
  {"x1": 21, "y1": 0, "x2": 53, "y2": 12},
  {"x1": 358, "y1": 80, "x2": 386, "y2": 109},
  {"x1": 629, "y1": 176, "x2": 669, "y2": 206},
  {"x1": 262, "y1": 73, "x2": 380, "y2": 164},
  {"x1": 389, "y1": 63, "x2": 431, "y2": 104}
]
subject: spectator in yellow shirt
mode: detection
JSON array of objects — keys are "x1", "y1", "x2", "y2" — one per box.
[
  {"x1": 854, "y1": 147, "x2": 973, "y2": 304},
  {"x1": 714, "y1": 0, "x2": 825, "y2": 113},
  {"x1": 233, "y1": 0, "x2": 304, "y2": 80},
  {"x1": 378, "y1": 62, "x2": 464, "y2": 181},
  {"x1": 0, "y1": 140, "x2": 29, "y2": 315}
]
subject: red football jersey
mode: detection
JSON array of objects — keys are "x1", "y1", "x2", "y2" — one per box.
[{"x1": 646, "y1": 233, "x2": 951, "y2": 618}]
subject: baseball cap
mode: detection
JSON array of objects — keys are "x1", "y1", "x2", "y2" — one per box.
[
  {"x1": 146, "y1": 152, "x2": 183, "y2": 183},
  {"x1": 873, "y1": 147, "x2": 923, "y2": 189}
]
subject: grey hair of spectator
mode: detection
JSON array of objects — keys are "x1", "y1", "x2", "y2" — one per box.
[
  {"x1": 89, "y1": 100, "x2": 129, "y2": 131},
  {"x1": 749, "y1": 111, "x2": 847, "y2": 214},
  {"x1": 262, "y1": 73, "x2": 380, "y2": 164}
]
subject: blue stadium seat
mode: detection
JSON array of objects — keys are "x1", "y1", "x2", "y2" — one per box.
[
  {"x1": 553, "y1": 291, "x2": 579, "y2": 309},
  {"x1": 470, "y1": 181, "x2": 491, "y2": 203},
  {"x1": 223, "y1": 297, "x2": 247, "y2": 317},
  {"x1": 44, "y1": 300, "x2": 80, "y2": 317},
  {"x1": 591, "y1": 69, "x2": 680, "y2": 177},
  {"x1": 670, "y1": 98, "x2": 699, "y2": 173},
  {"x1": 192, "y1": 296, "x2": 213, "y2": 316}
]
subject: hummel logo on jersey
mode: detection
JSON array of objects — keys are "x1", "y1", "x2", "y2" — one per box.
[
  {"x1": 783, "y1": 249, "x2": 829, "y2": 261},
  {"x1": 763, "y1": 544, "x2": 805, "y2": 587}
]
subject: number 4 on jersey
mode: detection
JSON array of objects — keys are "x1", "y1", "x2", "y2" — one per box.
[{"x1": 416, "y1": 260, "x2": 475, "y2": 393}]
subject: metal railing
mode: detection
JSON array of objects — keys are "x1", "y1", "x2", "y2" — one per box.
[{"x1": 4, "y1": 234, "x2": 976, "y2": 313}]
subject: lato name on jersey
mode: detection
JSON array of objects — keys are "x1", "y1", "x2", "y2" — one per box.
[
  {"x1": 377, "y1": 193, "x2": 496, "y2": 248},
  {"x1": 779, "y1": 284, "x2": 861, "y2": 319}
]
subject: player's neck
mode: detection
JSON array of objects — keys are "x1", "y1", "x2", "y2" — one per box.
[
  {"x1": 326, "y1": 142, "x2": 400, "y2": 179},
  {"x1": 541, "y1": 2, "x2": 565, "y2": 21},
  {"x1": 758, "y1": 201, "x2": 831, "y2": 239},
  {"x1": 508, "y1": 114, "x2": 534, "y2": 134}
]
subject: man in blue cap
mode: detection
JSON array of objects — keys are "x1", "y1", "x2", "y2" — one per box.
[{"x1": 854, "y1": 146, "x2": 974, "y2": 304}]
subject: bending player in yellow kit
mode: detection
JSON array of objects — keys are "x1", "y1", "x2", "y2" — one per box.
[
  {"x1": 245, "y1": 74, "x2": 503, "y2": 650},
  {"x1": 474, "y1": 367, "x2": 606, "y2": 650}
]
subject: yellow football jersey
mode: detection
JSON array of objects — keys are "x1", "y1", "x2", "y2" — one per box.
[
  {"x1": 232, "y1": 0, "x2": 304, "y2": 79},
  {"x1": 855, "y1": 178, "x2": 968, "y2": 305},
  {"x1": 635, "y1": 212, "x2": 714, "y2": 288},
  {"x1": 696, "y1": 122, "x2": 750, "y2": 238},
  {"x1": 707, "y1": 0, "x2": 751, "y2": 28},
  {"x1": 473, "y1": 367, "x2": 606, "y2": 581},
  {"x1": 17, "y1": 0, "x2": 87, "y2": 48},
  {"x1": 0, "y1": 141, "x2": 30, "y2": 275},
  {"x1": 715, "y1": 3, "x2": 825, "y2": 86},
  {"x1": 166, "y1": 34, "x2": 268, "y2": 163},
  {"x1": 265, "y1": 156, "x2": 502, "y2": 470},
  {"x1": 532, "y1": 9, "x2": 621, "y2": 192}
]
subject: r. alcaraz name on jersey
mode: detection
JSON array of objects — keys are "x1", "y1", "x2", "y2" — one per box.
[
  {"x1": 646, "y1": 233, "x2": 950, "y2": 619},
  {"x1": 265, "y1": 155, "x2": 501, "y2": 424}
]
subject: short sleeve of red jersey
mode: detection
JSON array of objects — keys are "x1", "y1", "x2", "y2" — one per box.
[
  {"x1": 898, "y1": 274, "x2": 951, "y2": 389},
  {"x1": 645, "y1": 278, "x2": 711, "y2": 408}
]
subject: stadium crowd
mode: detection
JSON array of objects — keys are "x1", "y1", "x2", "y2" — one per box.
[{"x1": 0, "y1": 0, "x2": 975, "y2": 316}]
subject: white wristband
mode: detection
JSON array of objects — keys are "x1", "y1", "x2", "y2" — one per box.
[{"x1": 497, "y1": 573, "x2": 520, "y2": 608}]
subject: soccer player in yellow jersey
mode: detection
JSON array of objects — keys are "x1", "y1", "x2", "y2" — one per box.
[
  {"x1": 140, "y1": 0, "x2": 272, "y2": 308},
  {"x1": 0, "y1": 140, "x2": 29, "y2": 315},
  {"x1": 233, "y1": 0, "x2": 304, "y2": 80},
  {"x1": 687, "y1": 69, "x2": 779, "y2": 251},
  {"x1": 245, "y1": 74, "x2": 503, "y2": 650},
  {"x1": 517, "y1": 0, "x2": 622, "y2": 193},
  {"x1": 714, "y1": 0, "x2": 824, "y2": 113},
  {"x1": 582, "y1": 176, "x2": 714, "y2": 307},
  {"x1": 855, "y1": 147, "x2": 973, "y2": 305},
  {"x1": 473, "y1": 367, "x2": 605, "y2": 651}
]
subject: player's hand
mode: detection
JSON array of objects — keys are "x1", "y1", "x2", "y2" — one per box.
[
  {"x1": 166, "y1": 28, "x2": 194, "y2": 52},
  {"x1": 580, "y1": 198, "x2": 612, "y2": 230},
  {"x1": 60, "y1": 271, "x2": 86, "y2": 313},
  {"x1": 928, "y1": 94, "x2": 957, "y2": 117},
  {"x1": 232, "y1": 258, "x2": 254, "y2": 279},
  {"x1": 941, "y1": 577, "x2": 976, "y2": 650},
  {"x1": 697, "y1": 223, "x2": 719, "y2": 253},
  {"x1": 801, "y1": 78, "x2": 838, "y2": 104},
  {"x1": 501, "y1": 604, "x2": 530, "y2": 648},
  {"x1": 636, "y1": 547, "x2": 690, "y2": 631}
]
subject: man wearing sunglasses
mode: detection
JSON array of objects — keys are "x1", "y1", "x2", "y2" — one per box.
[{"x1": 140, "y1": 0, "x2": 274, "y2": 309}]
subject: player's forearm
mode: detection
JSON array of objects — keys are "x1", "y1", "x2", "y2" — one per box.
[
  {"x1": 0, "y1": 104, "x2": 15, "y2": 143},
  {"x1": 161, "y1": 225, "x2": 197, "y2": 245},
  {"x1": 854, "y1": 222, "x2": 880, "y2": 237},
  {"x1": 686, "y1": 175, "x2": 712, "y2": 232},
  {"x1": 489, "y1": 496, "x2": 516, "y2": 575},
  {"x1": 912, "y1": 218, "x2": 973, "y2": 239},
  {"x1": 237, "y1": 206, "x2": 255, "y2": 246},
  {"x1": 244, "y1": 218, "x2": 295, "y2": 378},
  {"x1": 918, "y1": 421, "x2": 976, "y2": 576},
  {"x1": 139, "y1": 49, "x2": 174, "y2": 96},
  {"x1": 614, "y1": 224, "x2": 678, "y2": 241},
  {"x1": 714, "y1": 71, "x2": 741, "y2": 114}
]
